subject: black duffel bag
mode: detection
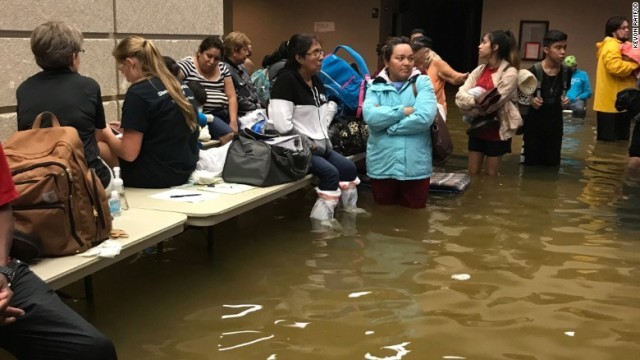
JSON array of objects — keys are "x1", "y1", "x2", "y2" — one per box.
[{"x1": 222, "y1": 133, "x2": 312, "y2": 187}]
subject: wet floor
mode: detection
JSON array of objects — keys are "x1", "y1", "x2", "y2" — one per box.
[{"x1": 57, "y1": 109, "x2": 639, "y2": 360}]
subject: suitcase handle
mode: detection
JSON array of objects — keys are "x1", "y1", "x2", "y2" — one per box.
[{"x1": 32, "y1": 112, "x2": 61, "y2": 129}]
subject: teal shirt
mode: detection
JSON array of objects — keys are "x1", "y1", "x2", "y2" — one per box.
[
  {"x1": 566, "y1": 69, "x2": 592, "y2": 102},
  {"x1": 363, "y1": 71, "x2": 437, "y2": 180}
]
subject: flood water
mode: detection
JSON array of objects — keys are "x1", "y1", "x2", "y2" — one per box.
[{"x1": 57, "y1": 107, "x2": 639, "y2": 359}]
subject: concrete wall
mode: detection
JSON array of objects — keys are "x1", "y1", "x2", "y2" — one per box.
[
  {"x1": 0, "y1": 0, "x2": 224, "y2": 142},
  {"x1": 2, "y1": 0, "x2": 634, "y2": 143}
]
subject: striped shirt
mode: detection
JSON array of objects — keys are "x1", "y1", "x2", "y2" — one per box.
[{"x1": 177, "y1": 56, "x2": 230, "y2": 114}]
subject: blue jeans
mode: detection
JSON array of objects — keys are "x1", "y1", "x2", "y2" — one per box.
[
  {"x1": 207, "y1": 109, "x2": 233, "y2": 139},
  {"x1": 310, "y1": 150, "x2": 357, "y2": 191},
  {"x1": 568, "y1": 99, "x2": 586, "y2": 118}
]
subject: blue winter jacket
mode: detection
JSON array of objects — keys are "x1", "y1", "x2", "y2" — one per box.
[
  {"x1": 566, "y1": 69, "x2": 593, "y2": 102},
  {"x1": 363, "y1": 69, "x2": 437, "y2": 180}
]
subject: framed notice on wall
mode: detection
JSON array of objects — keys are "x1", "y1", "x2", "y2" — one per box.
[
  {"x1": 519, "y1": 20, "x2": 549, "y2": 60},
  {"x1": 524, "y1": 42, "x2": 541, "y2": 60}
]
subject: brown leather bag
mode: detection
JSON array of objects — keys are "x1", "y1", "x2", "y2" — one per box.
[{"x1": 4, "y1": 112, "x2": 112, "y2": 257}]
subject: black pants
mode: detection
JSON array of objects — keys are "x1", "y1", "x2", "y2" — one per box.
[
  {"x1": 0, "y1": 261, "x2": 117, "y2": 360},
  {"x1": 597, "y1": 111, "x2": 631, "y2": 141}
]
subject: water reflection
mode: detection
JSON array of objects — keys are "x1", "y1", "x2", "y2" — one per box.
[{"x1": 53, "y1": 111, "x2": 640, "y2": 360}]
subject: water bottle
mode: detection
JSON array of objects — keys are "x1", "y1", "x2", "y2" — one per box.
[
  {"x1": 113, "y1": 167, "x2": 129, "y2": 210},
  {"x1": 109, "y1": 190, "x2": 121, "y2": 217}
]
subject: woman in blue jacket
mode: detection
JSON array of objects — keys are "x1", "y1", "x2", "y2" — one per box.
[{"x1": 363, "y1": 37, "x2": 437, "y2": 208}]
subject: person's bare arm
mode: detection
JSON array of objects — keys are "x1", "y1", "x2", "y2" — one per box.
[{"x1": 433, "y1": 59, "x2": 468, "y2": 85}]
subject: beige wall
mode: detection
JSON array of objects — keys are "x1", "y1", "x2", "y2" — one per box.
[
  {"x1": 232, "y1": 0, "x2": 383, "y2": 76},
  {"x1": 0, "y1": 0, "x2": 224, "y2": 143},
  {"x1": 481, "y1": 0, "x2": 633, "y2": 91}
]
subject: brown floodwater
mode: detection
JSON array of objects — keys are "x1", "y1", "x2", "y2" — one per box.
[{"x1": 53, "y1": 108, "x2": 640, "y2": 360}]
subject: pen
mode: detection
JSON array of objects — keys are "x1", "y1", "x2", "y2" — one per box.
[{"x1": 170, "y1": 194, "x2": 201, "y2": 198}]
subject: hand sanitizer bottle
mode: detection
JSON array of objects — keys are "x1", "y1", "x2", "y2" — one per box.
[
  {"x1": 109, "y1": 190, "x2": 121, "y2": 217},
  {"x1": 112, "y1": 167, "x2": 129, "y2": 210}
]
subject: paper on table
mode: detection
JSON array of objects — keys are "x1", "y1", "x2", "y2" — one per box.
[
  {"x1": 79, "y1": 240, "x2": 122, "y2": 258},
  {"x1": 150, "y1": 188, "x2": 219, "y2": 203},
  {"x1": 198, "y1": 183, "x2": 255, "y2": 195}
]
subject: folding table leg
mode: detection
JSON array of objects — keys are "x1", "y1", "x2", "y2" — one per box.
[
  {"x1": 83, "y1": 275, "x2": 94, "y2": 305},
  {"x1": 207, "y1": 226, "x2": 214, "y2": 255}
]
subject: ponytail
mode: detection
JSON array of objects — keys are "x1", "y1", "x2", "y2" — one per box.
[
  {"x1": 487, "y1": 30, "x2": 520, "y2": 69},
  {"x1": 505, "y1": 30, "x2": 520, "y2": 70},
  {"x1": 113, "y1": 36, "x2": 197, "y2": 131}
]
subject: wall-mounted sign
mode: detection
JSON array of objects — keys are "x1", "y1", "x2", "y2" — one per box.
[{"x1": 314, "y1": 22, "x2": 335, "y2": 32}]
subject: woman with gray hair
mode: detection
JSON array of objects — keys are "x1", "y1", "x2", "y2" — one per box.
[{"x1": 16, "y1": 21, "x2": 112, "y2": 191}]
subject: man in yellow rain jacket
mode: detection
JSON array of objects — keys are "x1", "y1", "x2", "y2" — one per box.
[{"x1": 594, "y1": 16, "x2": 638, "y2": 141}]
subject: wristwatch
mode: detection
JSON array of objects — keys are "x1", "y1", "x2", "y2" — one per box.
[{"x1": 0, "y1": 266, "x2": 15, "y2": 285}]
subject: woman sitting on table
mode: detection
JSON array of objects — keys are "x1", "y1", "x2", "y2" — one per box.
[
  {"x1": 177, "y1": 36, "x2": 237, "y2": 145},
  {"x1": 269, "y1": 33, "x2": 360, "y2": 226},
  {"x1": 101, "y1": 36, "x2": 199, "y2": 188},
  {"x1": 16, "y1": 21, "x2": 113, "y2": 192}
]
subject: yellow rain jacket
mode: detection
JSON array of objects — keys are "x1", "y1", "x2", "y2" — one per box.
[{"x1": 593, "y1": 37, "x2": 638, "y2": 113}]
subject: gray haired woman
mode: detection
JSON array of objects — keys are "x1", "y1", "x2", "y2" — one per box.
[{"x1": 16, "y1": 21, "x2": 113, "y2": 191}]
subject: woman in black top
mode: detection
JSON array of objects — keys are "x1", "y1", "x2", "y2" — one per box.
[
  {"x1": 102, "y1": 36, "x2": 199, "y2": 188},
  {"x1": 16, "y1": 21, "x2": 112, "y2": 190}
]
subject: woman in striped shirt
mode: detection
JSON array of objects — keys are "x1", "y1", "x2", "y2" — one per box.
[{"x1": 178, "y1": 36, "x2": 237, "y2": 144}]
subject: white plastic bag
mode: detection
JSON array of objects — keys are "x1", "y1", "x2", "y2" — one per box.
[
  {"x1": 199, "y1": 126, "x2": 211, "y2": 141},
  {"x1": 196, "y1": 141, "x2": 231, "y2": 177},
  {"x1": 238, "y1": 109, "x2": 268, "y2": 130}
]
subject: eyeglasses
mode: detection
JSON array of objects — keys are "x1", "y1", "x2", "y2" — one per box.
[{"x1": 306, "y1": 49, "x2": 324, "y2": 58}]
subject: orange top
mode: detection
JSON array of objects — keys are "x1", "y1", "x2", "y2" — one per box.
[{"x1": 426, "y1": 64, "x2": 446, "y2": 115}]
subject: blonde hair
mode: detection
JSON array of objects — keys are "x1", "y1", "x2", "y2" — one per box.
[
  {"x1": 113, "y1": 36, "x2": 197, "y2": 131},
  {"x1": 223, "y1": 31, "x2": 251, "y2": 56}
]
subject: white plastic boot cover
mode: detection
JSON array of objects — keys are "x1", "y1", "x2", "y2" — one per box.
[{"x1": 310, "y1": 188, "x2": 340, "y2": 221}]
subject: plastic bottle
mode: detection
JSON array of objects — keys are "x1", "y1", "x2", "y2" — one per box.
[
  {"x1": 112, "y1": 167, "x2": 129, "y2": 210},
  {"x1": 109, "y1": 190, "x2": 121, "y2": 217}
]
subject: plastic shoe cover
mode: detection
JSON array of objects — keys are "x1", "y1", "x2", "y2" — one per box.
[
  {"x1": 310, "y1": 188, "x2": 340, "y2": 221},
  {"x1": 310, "y1": 218, "x2": 343, "y2": 233},
  {"x1": 338, "y1": 211, "x2": 358, "y2": 236},
  {"x1": 339, "y1": 178, "x2": 367, "y2": 214}
]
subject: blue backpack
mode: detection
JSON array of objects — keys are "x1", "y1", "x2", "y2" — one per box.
[{"x1": 318, "y1": 45, "x2": 370, "y2": 117}]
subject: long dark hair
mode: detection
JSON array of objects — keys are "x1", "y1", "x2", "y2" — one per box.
[
  {"x1": 284, "y1": 33, "x2": 317, "y2": 70},
  {"x1": 486, "y1": 30, "x2": 520, "y2": 69}
]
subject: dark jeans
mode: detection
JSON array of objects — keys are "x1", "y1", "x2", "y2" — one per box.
[
  {"x1": 310, "y1": 150, "x2": 357, "y2": 191},
  {"x1": 597, "y1": 111, "x2": 631, "y2": 141},
  {"x1": 0, "y1": 261, "x2": 117, "y2": 360},
  {"x1": 207, "y1": 109, "x2": 233, "y2": 139}
]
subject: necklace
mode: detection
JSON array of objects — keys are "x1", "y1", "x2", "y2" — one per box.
[{"x1": 548, "y1": 73, "x2": 560, "y2": 95}]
